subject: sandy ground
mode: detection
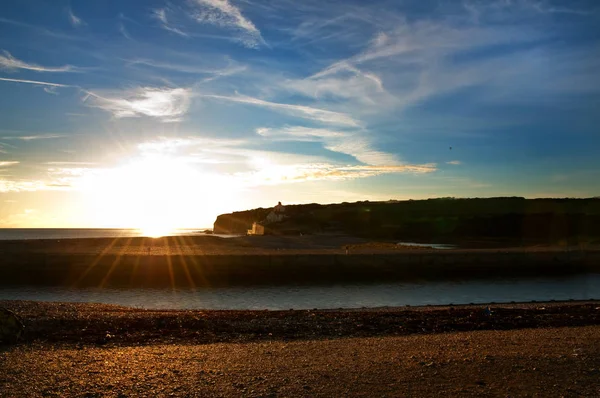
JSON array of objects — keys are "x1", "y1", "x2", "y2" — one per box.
[{"x1": 1, "y1": 326, "x2": 599, "y2": 397}]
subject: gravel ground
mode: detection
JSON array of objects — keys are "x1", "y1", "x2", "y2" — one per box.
[
  {"x1": 1, "y1": 300, "x2": 600, "y2": 346},
  {"x1": 1, "y1": 326, "x2": 599, "y2": 397}
]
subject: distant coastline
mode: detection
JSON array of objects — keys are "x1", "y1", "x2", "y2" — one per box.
[
  {"x1": 213, "y1": 197, "x2": 600, "y2": 246},
  {"x1": 0, "y1": 228, "x2": 222, "y2": 241}
]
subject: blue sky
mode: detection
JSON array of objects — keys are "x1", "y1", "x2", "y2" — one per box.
[{"x1": 0, "y1": 0, "x2": 599, "y2": 228}]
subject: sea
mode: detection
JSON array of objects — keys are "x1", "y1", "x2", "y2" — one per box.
[
  {"x1": 1, "y1": 228, "x2": 598, "y2": 310},
  {"x1": 0, "y1": 228, "x2": 221, "y2": 240}
]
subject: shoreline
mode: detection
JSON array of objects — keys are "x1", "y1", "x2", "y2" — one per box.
[{"x1": 2, "y1": 299, "x2": 599, "y2": 347}]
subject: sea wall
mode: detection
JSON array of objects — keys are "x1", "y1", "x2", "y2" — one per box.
[{"x1": 2, "y1": 250, "x2": 599, "y2": 288}]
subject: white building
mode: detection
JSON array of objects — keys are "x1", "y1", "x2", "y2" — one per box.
[{"x1": 265, "y1": 201, "x2": 286, "y2": 224}]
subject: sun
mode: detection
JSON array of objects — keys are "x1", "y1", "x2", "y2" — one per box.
[
  {"x1": 139, "y1": 224, "x2": 173, "y2": 238},
  {"x1": 82, "y1": 153, "x2": 226, "y2": 232}
]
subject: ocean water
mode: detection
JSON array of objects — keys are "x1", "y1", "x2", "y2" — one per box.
[
  {"x1": 1, "y1": 274, "x2": 598, "y2": 310},
  {"x1": 0, "y1": 228, "x2": 224, "y2": 240}
]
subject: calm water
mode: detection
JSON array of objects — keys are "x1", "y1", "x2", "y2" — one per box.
[
  {"x1": 1, "y1": 274, "x2": 598, "y2": 310},
  {"x1": 396, "y1": 242, "x2": 455, "y2": 250},
  {"x1": 0, "y1": 228, "x2": 235, "y2": 240}
]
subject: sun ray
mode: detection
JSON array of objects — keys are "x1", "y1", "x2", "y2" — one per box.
[
  {"x1": 129, "y1": 239, "x2": 144, "y2": 288},
  {"x1": 175, "y1": 234, "x2": 197, "y2": 290},
  {"x1": 99, "y1": 236, "x2": 133, "y2": 288},
  {"x1": 73, "y1": 236, "x2": 122, "y2": 287},
  {"x1": 164, "y1": 236, "x2": 176, "y2": 291}
]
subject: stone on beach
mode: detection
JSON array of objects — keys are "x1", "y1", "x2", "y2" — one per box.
[{"x1": 0, "y1": 307, "x2": 25, "y2": 344}]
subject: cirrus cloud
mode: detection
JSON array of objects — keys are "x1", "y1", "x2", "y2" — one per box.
[
  {"x1": 0, "y1": 50, "x2": 76, "y2": 72},
  {"x1": 191, "y1": 0, "x2": 265, "y2": 48},
  {"x1": 204, "y1": 93, "x2": 360, "y2": 126},
  {"x1": 83, "y1": 87, "x2": 193, "y2": 122}
]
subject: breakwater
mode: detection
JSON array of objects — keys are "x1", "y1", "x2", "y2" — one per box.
[{"x1": 2, "y1": 249, "x2": 599, "y2": 288}]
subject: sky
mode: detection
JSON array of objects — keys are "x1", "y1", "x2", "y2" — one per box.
[{"x1": 0, "y1": 0, "x2": 599, "y2": 229}]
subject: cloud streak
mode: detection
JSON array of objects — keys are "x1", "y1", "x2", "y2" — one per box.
[
  {"x1": 83, "y1": 87, "x2": 193, "y2": 122},
  {"x1": 152, "y1": 8, "x2": 189, "y2": 37},
  {"x1": 67, "y1": 7, "x2": 85, "y2": 27},
  {"x1": 237, "y1": 162, "x2": 436, "y2": 186},
  {"x1": 127, "y1": 58, "x2": 246, "y2": 77},
  {"x1": 0, "y1": 50, "x2": 76, "y2": 72},
  {"x1": 283, "y1": 64, "x2": 394, "y2": 109},
  {"x1": 257, "y1": 126, "x2": 398, "y2": 166},
  {"x1": 0, "y1": 77, "x2": 69, "y2": 87},
  {"x1": 204, "y1": 94, "x2": 360, "y2": 126},
  {"x1": 191, "y1": 0, "x2": 265, "y2": 47},
  {"x1": 1, "y1": 133, "x2": 67, "y2": 140}
]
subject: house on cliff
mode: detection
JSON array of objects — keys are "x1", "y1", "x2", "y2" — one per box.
[
  {"x1": 265, "y1": 201, "x2": 286, "y2": 223},
  {"x1": 247, "y1": 202, "x2": 286, "y2": 235}
]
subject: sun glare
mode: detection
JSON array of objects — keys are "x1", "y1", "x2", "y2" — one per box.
[
  {"x1": 139, "y1": 224, "x2": 173, "y2": 238},
  {"x1": 82, "y1": 153, "x2": 230, "y2": 231}
]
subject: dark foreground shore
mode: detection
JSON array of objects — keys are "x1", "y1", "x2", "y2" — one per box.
[
  {"x1": 1, "y1": 301, "x2": 600, "y2": 397},
  {"x1": 2, "y1": 300, "x2": 600, "y2": 346}
]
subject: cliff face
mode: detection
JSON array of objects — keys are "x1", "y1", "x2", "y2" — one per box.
[
  {"x1": 213, "y1": 208, "x2": 271, "y2": 234},
  {"x1": 213, "y1": 198, "x2": 600, "y2": 241}
]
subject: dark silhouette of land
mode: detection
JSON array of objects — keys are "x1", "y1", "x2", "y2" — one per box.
[{"x1": 214, "y1": 197, "x2": 600, "y2": 245}]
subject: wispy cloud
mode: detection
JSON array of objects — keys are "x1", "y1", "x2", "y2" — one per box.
[
  {"x1": 0, "y1": 17, "x2": 84, "y2": 42},
  {"x1": 0, "y1": 161, "x2": 19, "y2": 167},
  {"x1": 284, "y1": 64, "x2": 393, "y2": 108},
  {"x1": 83, "y1": 87, "x2": 193, "y2": 122},
  {"x1": 460, "y1": 0, "x2": 594, "y2": 24},
  {"x1": 191, "y1": 0, "x2": 265, "y2": 48},
  {"x1": 0, "y1": 77, "x2": 69, "y2": 87},
  {"x1": 1, "y1": 133, "x2": 67, "y2": 140},
  {"x1": 43, "y1": 86, "x2": 59, "y2": 95},
  {"x1": 0, "y1": 179, "x2": 68, "y2": 193},
  {"x1": 45, "y1": 161, "x2": 96, "y2": 166},
  {"x1": 447, "y1": 160, "x2": 462, "y2": 165},
  {"x1": 137, "y1": 136, "x2": 246, "y2": 154},
  {"x1": 300, "y1": 8, "x2": 571, "y2": 115},
  {"x1": 127, "y1": 58, "x2": 246, "y2": 77},
  {"x1": 119, "y1": 21, "x2": 133, "y2": 40},
  {"x1": 257, "y1": 126, "x2": 345, "y2": 140},
  {"x1": 237, "y1": 162, "x2": 436, "y2": 186},
  {"x1": 324, "y1": 138, "x2": 399, "y2": 166},
  {"x1": 67, "y1": 7, "x2": 85, "y2": 27},
  {"x1": 256, "y1": 126, "x2": 398, "y2": 166},
  {"x1": 204, "y1": 94, "x2": 360, "y2": 126},
  {"x1": 128, "y1": 137, "x2": 431, "y2": 187},
  {"x1": 152, "y1": 8, "x2": 189, "y2": 37},
  {"x1": 527, "y1": 0, "x2": 593, "y2": 15},
  {"x1": 0, "y1": 50, "x2": 76, "y2": 72},
  {"x1": 311, "y1": 21, "x2": 539, "y2": 80}
]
